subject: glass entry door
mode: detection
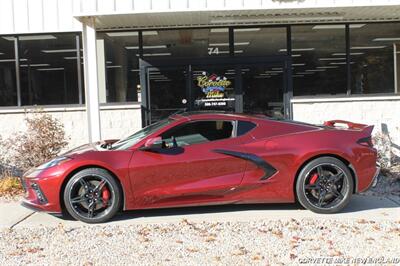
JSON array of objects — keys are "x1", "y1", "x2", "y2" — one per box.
[
  {"x1": 140, "y1": 57, "x2": 290, "y2": 126},
  {"x1": 146, "y1": 66, "x2": 188, "y2": 123}
]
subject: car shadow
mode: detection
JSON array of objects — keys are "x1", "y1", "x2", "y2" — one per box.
[
  {"x1": 53, "y1": 202, "x2": 302, "y2": 222},
  {"x1": 52, "y1": 194, "x2": 399, "y2": 223},
  {"x1": 110, "y1": 202, "x2": 303, "y2": 222}
]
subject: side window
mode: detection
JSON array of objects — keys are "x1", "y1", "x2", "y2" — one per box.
[
  {"x1": 237, "y1": 121, "x2": 256, "y2": 136},
  {"x1": 161, "y1": 120, "x2": 234, "y2": 147}
]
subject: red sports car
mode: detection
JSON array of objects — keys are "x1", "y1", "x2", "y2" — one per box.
[{"x1": 21, "y1": 112, "x2": 379, "y2": 223}]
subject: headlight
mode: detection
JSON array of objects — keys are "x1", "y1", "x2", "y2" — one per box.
[{"x1": 36, "y1": 156, "x2": 72, "y2": 170}]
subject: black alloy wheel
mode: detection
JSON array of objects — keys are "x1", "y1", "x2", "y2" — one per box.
[
  {"x1": 296, "y1": 157, "x2": 353, "y2": 214},
  {"x1": 63, "y1": 168, "x2": 122, "y2": 223}
]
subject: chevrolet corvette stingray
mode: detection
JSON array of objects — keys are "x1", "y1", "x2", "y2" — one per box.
[{"x1": 21, "y1": 112, "x2": 379, "y2": 223}]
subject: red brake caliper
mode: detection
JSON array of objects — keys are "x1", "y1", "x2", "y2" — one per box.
[
  {"x1": 101, "y1": 187, "x2": 110, "y2": 208},
  {"x1": 310, "y1": 173, "x2": 319, "y2": 185}
]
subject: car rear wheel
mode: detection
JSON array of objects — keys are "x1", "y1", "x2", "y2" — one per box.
[
  {"x1": 63, "y1": 168, "x2": 121, "y2": 223},
  {"x1": 296, "y1": 157, "x2": 353, "y2": 214}
]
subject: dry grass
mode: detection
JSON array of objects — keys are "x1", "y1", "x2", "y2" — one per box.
[{"x1": 0, "y1": 176, "x2": 23, "y2": 197}]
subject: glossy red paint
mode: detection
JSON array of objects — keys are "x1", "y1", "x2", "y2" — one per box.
[{"x1": 21, "y1": 113, "x2": 378, "y2": 213}]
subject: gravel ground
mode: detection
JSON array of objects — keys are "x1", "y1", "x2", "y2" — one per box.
[
  {"x1": 1, "y1": 218, "x2": 399, "y2": 265},
  {"x1": 361, "y1": 174, "x2": 400, "y2": 203}
]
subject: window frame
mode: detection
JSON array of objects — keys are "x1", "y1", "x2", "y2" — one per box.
[{"x1": 159, "y1": 119, "x2": 238, "y2": 147}]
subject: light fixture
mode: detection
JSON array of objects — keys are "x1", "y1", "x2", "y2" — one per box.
[
  {"x1": 3, "y1": 35, "x2": 56, "y2": 41},
  {"x1": 330, "y1": 62, "x2": 355, "y2": 65},
  {"x1": 126, "y1": 45, "x2": 167, "y2": 50},
  {"x1": 208, "y1": 42, "x2": 250, "y2": 46},
  {"x1": 64, "y1": 56, "x2": 83, "y2": 60},
  {"x1": 20, "y1": 64, "x2": 50, "y2": 67},
  {"x1": 306, "y1": 69, "x2": 326, "y2": 72},
  {"x1": 106, "y1": 65, "x2": 122, "y2": 68},
  {"x1": 292, "y1": 63, "x2": 306, "y2": 66},
  {"x1": 332, "y1": 52, "x2": 364, "y2": 56},
  {"x1": 234, "y1": 28, "x2": 260, "y2": 32},
  {"x1": 373, "y1": 37, "x2": 400, "y2": 42},
  {"x1": 42, "y1": 49, "x2": 77, "y2": 53},
  {"x1": 291, "y1": 54, "x2": 301, "y2": 57},
  {"x1": 265, "y1": 70, "x2": 283, "y2": 73},
  {"x1": 296, "y1": 72, "x2": 314, "y2": 75},
  {"x1": 312, "y1": 24, "x2": 365, "y2": 30},
  {"x1": 0, "y1": 52, "x2": 3, "y2": 55},
  {"x1": 136, "y1": 53, "x2": 172, "y2": 57},
  {"x1": 279, "y1": 48, "x2": 314, "y2": 52},
  {"x1": 351, "y1": 46, "x2": 386, "y2": 50},
  {"x1": 0, "y1": 59, "x2": 15, "y2": 62},
  {"x1": 210, "y1": 28, "x2": 229, "y2": 33},
  {"x1": 130, "y1": 69, "x2": 140, "y2": 72},
  {"x1": 319, "y1": 57, "x2": 346, "y2": 61},
  {"x1": 36, "y1": 67, "x2": 64, "y2": 71},
  {"x1": 106, "y1": 31, "x2": 158, "y2": 37},
  {"x1": 316, "y1": 66, "x2": 339, "y2": 69}
]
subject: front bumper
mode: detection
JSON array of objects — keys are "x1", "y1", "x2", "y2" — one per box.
[{"x1": 20, "y1": 175, "x2": 62, "y2": 213}]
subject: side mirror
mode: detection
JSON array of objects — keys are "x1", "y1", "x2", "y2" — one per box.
[{"x1": 142, "y1": 136, "x2": 163, "y2": 150}]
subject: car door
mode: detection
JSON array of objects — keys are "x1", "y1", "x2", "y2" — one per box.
[{"x1": 128, "y1": 119, "x2": 247, "y2": 208}]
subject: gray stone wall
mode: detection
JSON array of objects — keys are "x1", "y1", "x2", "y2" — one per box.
[
  {"x1": 292, "y1": 96, "x2": 400, "y2": 150},
  {"x1": 0, "y1": 104, "x2": 142, "y2": 150}
]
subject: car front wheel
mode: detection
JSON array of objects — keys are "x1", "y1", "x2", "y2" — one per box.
[
  {"x1": 63, "y1": 168, "x2": 122, "y2": 223},
  {"x1": 296, "y1": 157, "x2": 354, "y2": 214}
]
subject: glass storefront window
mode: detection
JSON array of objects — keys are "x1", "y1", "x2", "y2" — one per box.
[
  {"x1": 18, "y1": 33, "x2": 80, "y2": 105},
  {"x1": 98, "y1": 31, "x2": 140, "y2": 103},
  {"x1": 234, "y1": 27, "x2": 287, "y2": 57},
  {"x1": 141, "y1": 28, "x2": 229, "y2": 58},
  {"x1": 291, "y1": 25, "x2": 346, "y2": 96},
  {"x1": 350, "y1": 23, "x2": 400, "y2": 94},
  {"x1": 242, "y1": 63, "x2": 285, "y2": 118},
  {"x1": 0, "y1": 37, "x2": 17, "y2": 106}
]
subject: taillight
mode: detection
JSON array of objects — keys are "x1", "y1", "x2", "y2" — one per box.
[{"x1": 357, "y1": 136, "x2": 373, "y2": 148}]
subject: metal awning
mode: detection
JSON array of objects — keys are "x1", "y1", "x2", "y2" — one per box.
[{"x1": 75, "y1": 6, "x2": 400, "y2": 30}]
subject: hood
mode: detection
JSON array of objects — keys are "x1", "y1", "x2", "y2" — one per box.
[{"x1": 62, "y1": 139, "x2": 119, "y2": 157}]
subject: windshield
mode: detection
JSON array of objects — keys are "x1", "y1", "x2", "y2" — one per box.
[{"x1": 111, "y1": 118, "x2": 174, "y2": 150}]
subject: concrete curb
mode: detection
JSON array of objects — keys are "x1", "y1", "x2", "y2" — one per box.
[{"x1": 0, "y1": 202, "x2": 36, "y2": 229}]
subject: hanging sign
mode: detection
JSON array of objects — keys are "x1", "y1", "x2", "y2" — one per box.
[
  {"x1": 195, "y1": 72, "x2": 235, "y2": 108},
  {"x1": 197, "y1": 73, "x2": 231, "y2": 98}
]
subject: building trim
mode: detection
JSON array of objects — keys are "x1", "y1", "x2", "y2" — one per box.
[
  {"x1": 291, "y1": 95, "x2": 400, "y2": 104},
  {"x1": 0, "y1": 103, "x2": 141, "y2": 115}
]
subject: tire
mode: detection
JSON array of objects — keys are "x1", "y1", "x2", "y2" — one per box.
[
  {"x1": 63, "y1": 168, "x2": 122, "y2": 223},
  {"x1": 295, "y1": 156, "x2": 354, "y2": 214}
]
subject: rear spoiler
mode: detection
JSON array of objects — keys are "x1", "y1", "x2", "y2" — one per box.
[{"x1": 324, "y1": 120, "x2": 374, "y2": 135}]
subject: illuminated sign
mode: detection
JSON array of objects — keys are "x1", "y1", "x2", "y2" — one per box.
[
  {"x1": 197, "y1": 72, "x2": 232, "y2": 98},
  {"x1": 195, "y1": 72, "x2": 235, "y2": 108}
]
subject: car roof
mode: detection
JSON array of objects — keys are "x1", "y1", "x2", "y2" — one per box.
[{"x1": 170, "y1": 111, "x2": 321, "y2": 128}]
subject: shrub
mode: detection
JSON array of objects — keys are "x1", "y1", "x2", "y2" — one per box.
[
  {"x1": 1, "y1": 110, "x2": 69, "y2": 173},
  {"x1": 373, "y1": 132, "x2": 393, "y2": 168},
  {"x1": 0, "y1": 176, "x2": 22, "y2": 197}
]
